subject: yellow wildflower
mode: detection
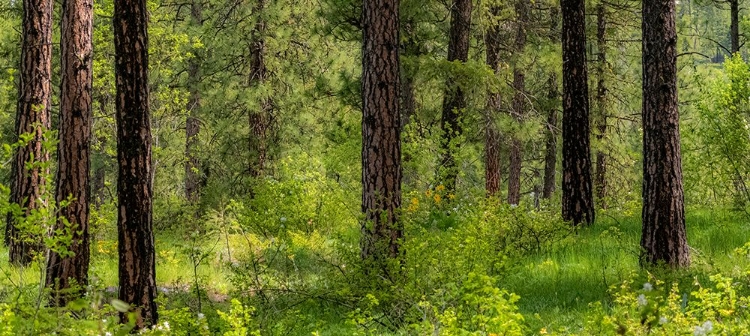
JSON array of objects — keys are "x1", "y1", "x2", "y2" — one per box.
[
  {"x1": 434, "y1": 194, "x2": 441, "y2": 203},
  {"x1": 540, "y1": 328, "x2": 548, "y2": 334},
  {"x1": 435, "y1": 185, "x2": 445, "y2": 192}
]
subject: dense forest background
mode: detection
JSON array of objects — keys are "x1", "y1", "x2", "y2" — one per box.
[{"x1": 2, "y1": 0, "x2": 750, "y2": 334}]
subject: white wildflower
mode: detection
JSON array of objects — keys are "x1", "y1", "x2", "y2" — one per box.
[
  {"x1": 659, "y1": 316, "x2": 668, "y2": 325},
  {"x1": 637, "y1": 294, "x2": 648, "y2": 306},
  {"x1": 164, "y1": 321, "x2": 170, "y2": 330},
  {"x1": 105, "y1": 333, "x2": 112, "y2": 336},
  {"x1": 280, "y1": 217, "x2": 287, "y2": 222},
  {"x1": 702, "y1": 321, "x2": 713, "y2": 333},
  {"x1": 643, "y1": 282, "x2": 653, "y2": 291},
  {"x1": 198, "y1": 312, "x2": 205, "y2": 319}
]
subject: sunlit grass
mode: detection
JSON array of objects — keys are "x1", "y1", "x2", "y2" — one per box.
[{"x1": 505, "y1": 208, "x2": 750, "y2": 332}]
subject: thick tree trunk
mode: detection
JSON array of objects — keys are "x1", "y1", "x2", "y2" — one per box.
[
  {"x1": 185, "y1": 0, "x2": 202, "y2": 202},
  {"x1": 542, "y1": 74, "x2": 559, "y2": 199},
  {"x1": 561, "y1": 0, "x2": 595, "y2": 225},
  {"x1": 248, "y1": 0, "x2": 272, "y2": 178},
  {"x1": 360, "y1": 0, "x2": 402, "y2": 264},
  {"x1": 507, "y1": 0, "x2": 528, "y2": 206},
  {"x1": 731, "y1": 0, "x2": 739, "y2": 54},
  {"x1": 594, "y1": 4, "x2": 608, "y2": 209},
  {"x1": 542, "y1": 6, "x2": 560, "y2": 200},
  {"x1": 439, "y1": 0, "x2": 472, "y2": 192},
  {"x1": 484, "y1": 6, "x2": 502, "y2": 197},
  {"x1": 640, "y1": 0, "x2": 690, "y2": 268},
  {"x1": 113, "y1": 0, "x2": 158, "y2": 327},
  {"x1": 6, "y1": 0, "x2": 53, "y2": 264},
  {"x1": 46, "y1": 0, "x2": 93, "y2": 305}
]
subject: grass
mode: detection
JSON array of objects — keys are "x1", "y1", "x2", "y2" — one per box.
[
  {"x1": 1, "y1": 207, "x2": 749, "y2": 334},
  {"x1": 505, "y1": 208, "x2": 750, "y2": 333}
]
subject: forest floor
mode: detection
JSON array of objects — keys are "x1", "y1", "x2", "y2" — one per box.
[{"x1": 0, "y1": 208, "x2": 748, "y2": 334}]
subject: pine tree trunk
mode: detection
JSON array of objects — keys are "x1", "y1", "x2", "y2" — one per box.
[
  {"x1": 185, "y1": 0, "x2": 202, "y2": 202},
  {"x1": 561, "y1": 0, "x2": 595, "y2": 225},
  {"x1": 641, "y1": 0, "x2": 689, "y2": 268},
  {"x1": 542, "y1": 74, "x2": 559, "y2": 199},
  {"x1": 46, "y1": 0, "x2": 93, "y2": 305},
  {"x1": 248, "y1": 0, "x2": 272, "y2": 178},
  {"x1": 508, "y1": 0, "x2": 528, "y2": 206},
  {"x1": 594, "y1": 3, "x2": 608, "y2": 209},
  {"x1": 484, "y1": 6, "x2": 502, "y2": 197},
  {"x1": 731, "y1": 0, "x2": 739, "y2": 54},
  {"x1": 6, "y1": 0, "x2": 53, "y2": 264},
  {"x1": 113, "y1": 0, "x2": 158, "y2": 327},
  {"x1": 542, "y1": 6, "x2": 560, "y2": 200},
  {"x1": 439, "y1": 0, "x2": 472, "y2": 192},
  {"x1": 361, "y1": 0, "x2": 402, "y2": 263}
]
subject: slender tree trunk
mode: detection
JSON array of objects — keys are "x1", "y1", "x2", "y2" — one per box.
[
  {"x1": 91, "y1": 97, "x2": 108, "y2": 210},
  {"x1": 113, "y1": 0, "x2": 157, "y2": 327},
  {"x1": 640, "y1": 0, "x2": 689, "y2": 268},
  {"x1": 91, "y1": 161, "x2": 106, "y2": 209},
  {"x1": 542, "y1": 6, "x2": 560, "y2": 200},
  {"x1": 508, "y1": 0, "x2": 528, "y2": 205},
  {"x1": 731, "y1": 0, "x2": 740, "y2": 54},
  {"x1": 594, "y1": 3, "x2": 608, "y2": 209},
  {"x1": 185, "y1": 0, "x2": 202, "y2": 202},
  {"x1": 6, "y1": 0, "x2": 53, "y2": 264},
  {"x1": 248, "y1": 0, "x2": 272, "y2": 178},
  {"x1": 400, "y1": 71, "x2": 416, "y2": 128},
  {"x1": 561, "y1": 0, "x2": 595, "y2": 225},
  {"x1": 439, "y1": 0, "x2": 472, "y2": 192},
  {"x1": 484, "y1": 6, "x2": 502, "y2": 197},
  {"x1": 542, "y1": 74, "x2": 559, "y2": 199},
  {"x1": 361, "y1": 0, "x2": 402, "y2": 265},
  {"x1": 46, "y1": 0, "x2": 93, "y2": 305}
]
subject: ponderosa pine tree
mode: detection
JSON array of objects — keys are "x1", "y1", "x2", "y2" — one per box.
[
  {"x1": 640, "y1": 0, "x2": 690, "y2": 268},
  {"x1": 360, "y1": 0, "x2": 402, "y2": 264},
  {"x1": 113, "y1": 0, "x2": 158, "y2": 326},
  {"x1": 248, "y1": 0, "x2": 272, "y2": 178},
  {"x1": 185, "y1": 0, "x2": 202, "y2": 202},
  {"x1": 484, "y1": 5, "x2": 502, "y2": 197},
  {"x1": 440, "y1": 0, "x2": 472, "y2": 192},
  {"x1": 594, "y1": 3, "x2": 608, "y2": 208},
  {"x1": 46, "y1": 0, "x2": 93, "y2": 305},
  {"x1": 561, "y1": 0, "x2": 594, "y2": 225},
  {"x1": 542, "y1": 6, "x2": 560, "y2": 200},
  {"x1": 7, "y1": 0, "x2": 53, "y2": 265},
  {"x1": 731, "y1": 0, "x2": 739, "y2": 54},
  {"x1": 507, "y1": 0, "x2": 528, "y2": 205}
]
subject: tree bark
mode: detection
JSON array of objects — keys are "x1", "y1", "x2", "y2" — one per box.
[
  {"x1": 46, "y1": 0, "x2": 93, "y2": 305},
  {"x1": 185, "y1": 0, "x2": 202, "y2": 202},
  {"x1": 507, "y1": 0, "x2": 528, "y2": 206},
  {"x1": 113, "y1": 0, "x2": 158, "y2": 327},
  {"x1": 731, "y1": 0, "x2": 739, "y2": 54},
  {"x1": 542, "y1": 6, "x2": 560, "y2": 200},
  {"x1": 248, "y1": 0, "x2": 272, "y2": 178},
  {"x1": 561, "y1": 0, "x2": 595, "y2": 225},
  {"x1": 594, "y1": 3, "x2": 608, "y2": 209},
  {"x1": 640, "y1": 0, "x2": 690, "y2": 268},
  {"x1": 439, "y1": 0, "x2": 472, "y2": 192},
  {"x1": 484, "y1": 6, "x2": 502, "y2": 197},
  {"x1": 360, "y1": 0, "x2": 402, "y2": 264},
  {"x1": 6, "y1": 0, "x2": 53, "y2": 265}
]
